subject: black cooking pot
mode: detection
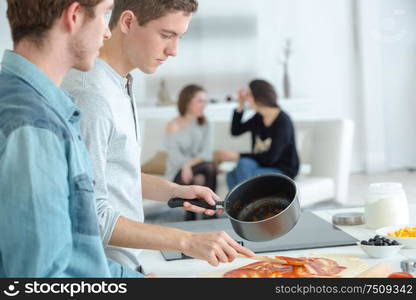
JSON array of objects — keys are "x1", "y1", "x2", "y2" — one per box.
[{"x1": 168, "y1": 173, "x2": 300, "y2": 242}]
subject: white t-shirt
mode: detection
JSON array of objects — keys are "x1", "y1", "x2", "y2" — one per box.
[{"x1": 63, "y1": 58, "x2": 144, "y2": 271}]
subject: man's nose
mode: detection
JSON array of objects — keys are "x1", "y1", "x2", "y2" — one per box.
[
  {"x1": 104, "y1": 26, "x2": 112, "y2": 40},
  {"x1": 166, "y1": 39, "x2": 178, "y2": 57}
]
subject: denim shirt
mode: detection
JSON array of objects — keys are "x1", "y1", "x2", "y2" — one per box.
[{"x1": 0, "y1": 50, "x2": 142, "y2": 278}]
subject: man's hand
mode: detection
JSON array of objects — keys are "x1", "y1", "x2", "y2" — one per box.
[
  {"x1": 180, "y1": 231, "x2": 255, "y2": 266},
  {"x1": 172, "y1": 185, "x2": 221, "y2": 216}
]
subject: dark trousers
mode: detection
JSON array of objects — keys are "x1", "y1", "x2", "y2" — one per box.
[{"x1": 173, "y1": 161, "x2": 218, "y2": 221}]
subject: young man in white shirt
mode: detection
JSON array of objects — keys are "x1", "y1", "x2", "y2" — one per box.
[{"x1": 63, "y1": 0, "x2": 254, "y2": 274}]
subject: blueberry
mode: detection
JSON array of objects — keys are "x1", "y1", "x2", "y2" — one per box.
[
  {"x1": 392, "y1": 240, "x2": 399, "y2": 245},
  {"x1": 361, "y1": 240, "x2": 369, "y2": 245}
]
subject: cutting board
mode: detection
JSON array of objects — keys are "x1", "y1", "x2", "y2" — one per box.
[{"x1": 199, "y1": 254, "x2": 370, "y2": 278}]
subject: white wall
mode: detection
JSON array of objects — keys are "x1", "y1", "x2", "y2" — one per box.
[
  {"x1": 266, "y1": 0, "x2": 362, "y2": 170},
  {"x1": 142, "y1": 0, "x2": 260, "y2": 105},
  {"x1": 380, "y1": 0, "x2": 416, "y2": 169},
  {"x1": 143, "y1": 0, "x2": 359, "y2": 114},
  {"x1": 355, "y1": 0, "x2": 416, "y2": 173},
  {"x1": 0, "y1": 1, "x2": 12, "y2": 57},
  {"x1": 356, "y1": 0, "x2": 388, "y2": 174}
]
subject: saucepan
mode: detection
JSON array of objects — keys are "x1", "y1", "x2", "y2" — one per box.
[{"x1": 168, "y1": 173, "x2": 300, "y2": 242}]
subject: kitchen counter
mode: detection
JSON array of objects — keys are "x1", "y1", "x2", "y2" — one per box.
[{"x1": 138, "y1": 205, "x2": 416, "y2": 277}]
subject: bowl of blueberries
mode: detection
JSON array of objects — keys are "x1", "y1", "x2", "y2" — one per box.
[{"x1": 357, "y1": 235, "x2": 403, "y2": 258}]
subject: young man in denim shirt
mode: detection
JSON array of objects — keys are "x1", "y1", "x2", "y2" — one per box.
[{"x1": 0, "y1": 0, "x2": 142, "y2": 277}]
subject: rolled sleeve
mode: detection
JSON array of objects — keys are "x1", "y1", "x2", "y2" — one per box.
[{"x1": 97, "y1": 199, "x2": 121, "y2": 246}]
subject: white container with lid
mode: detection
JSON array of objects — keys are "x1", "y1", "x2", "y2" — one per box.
[{"x1": 365, "y1": 182, "x2": 410, "y2": 229}]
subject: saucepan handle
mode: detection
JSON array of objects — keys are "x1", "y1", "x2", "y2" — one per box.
[{"x1": 168, "y1": 198, "x2": 223, "y2": 210}]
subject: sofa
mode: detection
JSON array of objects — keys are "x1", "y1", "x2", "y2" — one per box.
[{"x1": 140, "y1": 118, "x2": 354, "y2": 216}]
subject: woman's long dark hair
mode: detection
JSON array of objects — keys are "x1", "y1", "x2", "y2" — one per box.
[
  {"x1": 177, "y1": 84, "x2": 207, "y2": 125},
  {"x1": 249, "y1": 79, "x2": 279, "y2": 108}
]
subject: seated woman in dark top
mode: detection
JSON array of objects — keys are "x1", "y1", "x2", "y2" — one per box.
[{"x1": 218, "y1": 79, "x2": 299, "y2": 190}]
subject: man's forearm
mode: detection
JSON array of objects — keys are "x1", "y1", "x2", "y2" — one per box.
[
  {"x1": 141, "y1": 173, "x2": 178, "y2": 201},
  {"x1": 108, "y1": 216, "x2": 190, "y2": 252}
]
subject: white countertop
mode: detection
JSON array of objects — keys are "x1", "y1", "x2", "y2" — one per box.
[{"x1": 139, "y1": 206, "x2": 416, "y2": 277}]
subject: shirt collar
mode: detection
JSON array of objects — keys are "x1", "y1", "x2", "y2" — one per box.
[
  {"x1": 95, "y1": 58, "x2": 132, "y2": 91},
  {"x1": 1, "y1": 50, "x2": 79, "y2": 121}
]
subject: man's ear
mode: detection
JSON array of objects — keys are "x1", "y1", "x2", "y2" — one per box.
[
  {"x1": 61, "y1": 2, "x2": 83, "y2": 33},
  {"x1": 119, "y1": 10, "x2": 137, "y2": 34}
]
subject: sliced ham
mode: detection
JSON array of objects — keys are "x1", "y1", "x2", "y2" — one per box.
[
  {"x1": 304, "y1": 257, "x2": 346, "y2": 276},
  {"x1": 223, "y1": 256, "x2": 346, "y2": 278}
]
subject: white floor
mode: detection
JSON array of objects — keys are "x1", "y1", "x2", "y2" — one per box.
[{"x1": 145, "y1": 169, "x2": 416, "y2": 223}]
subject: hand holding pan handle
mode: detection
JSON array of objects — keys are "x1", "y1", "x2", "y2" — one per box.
[{"x1": 168, "y1": 198, "x2": 224, "y2": 211}]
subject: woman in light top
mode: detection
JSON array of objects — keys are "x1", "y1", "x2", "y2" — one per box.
[
  {"x1": 164, "y1": 84, "x2": 217, "y2": 221},
  {"x1": 218, "y1": 79, "x2": 299, "y2": 190}
]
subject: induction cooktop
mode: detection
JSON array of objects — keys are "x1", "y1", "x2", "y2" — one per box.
[{"x1": 160, "y1": 211, "x2": 358, "y2": 261}]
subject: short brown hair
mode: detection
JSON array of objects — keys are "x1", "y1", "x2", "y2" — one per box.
[
  {"x1": 7, "y1": 0, "x2": 104, "y2": 45},
  {"x1": 249, "y1": 79, "x2": 279, "y2": 108},
  {"x1": 109, "y1": 0, "x2": 198, "y2": 29},
  {"x1": 177, "y1": 84, "x2": 206, "y2": 126}
]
